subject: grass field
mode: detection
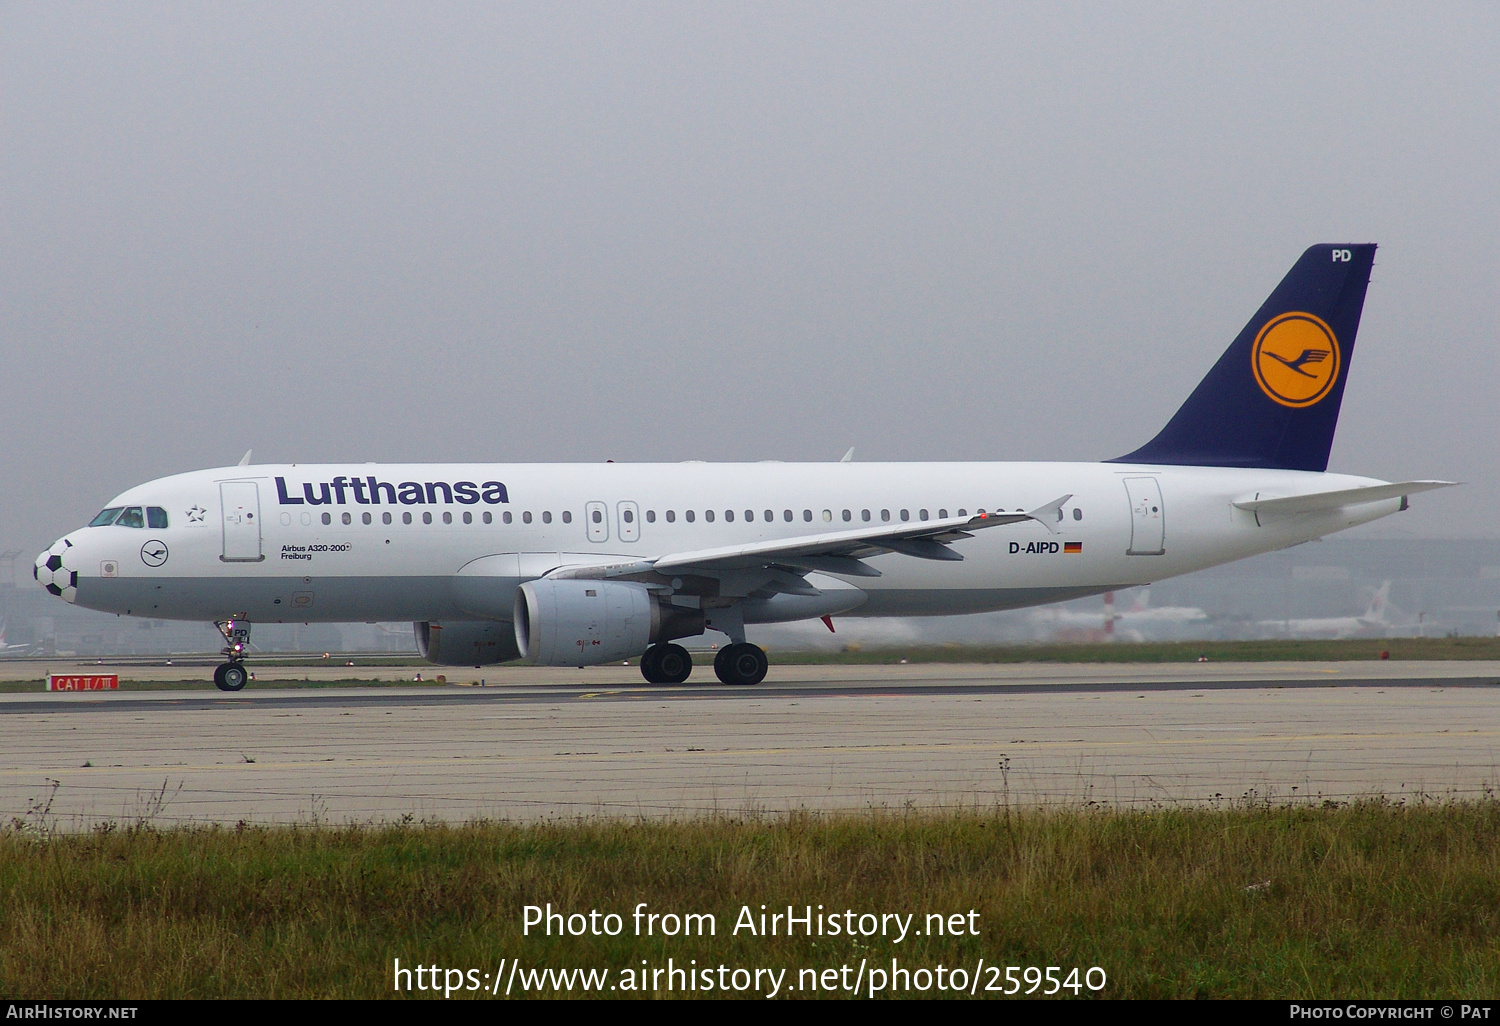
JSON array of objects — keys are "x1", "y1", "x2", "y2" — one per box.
[{"x1": 3, "y1": 803, "x2": 1498, "y2": 999}]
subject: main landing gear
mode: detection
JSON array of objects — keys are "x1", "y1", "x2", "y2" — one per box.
[
  {"x1": 714, "y1": 643, "x2": 768, "y2": 686},
  {"x1": 638, "y1": 641, "x2": 769, "y2": 686},
  {"x1": 213, "y1": 618, "x2": 251, "y2": 692},
  {"x1": 640, "y1": 643, "x2": 693, "y2": 685}
]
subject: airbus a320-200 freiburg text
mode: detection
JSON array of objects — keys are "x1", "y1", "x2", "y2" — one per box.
[{"x1": 36, "y1": 245, "x2": 1452, "y2": 689}]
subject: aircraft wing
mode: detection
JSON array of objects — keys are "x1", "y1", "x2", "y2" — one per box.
[
  {"x1": 549, "y1": 494, "x2": 1072, "y2": 581},
  {"x1": 1232, "y1": 480, "x2": 1456, "y2": 517}
]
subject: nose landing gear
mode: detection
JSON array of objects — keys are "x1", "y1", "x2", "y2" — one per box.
[
  {"x1": 213, "y1": 662, "x2": 249, "y2": 691},
  {"x1": 213, "y1": 618, "x2": 251, "y2": 692}
]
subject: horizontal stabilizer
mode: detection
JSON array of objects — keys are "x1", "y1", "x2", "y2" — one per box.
[{"x1": 1232, "y1": 480, "x2": 1456, "y2": 516}]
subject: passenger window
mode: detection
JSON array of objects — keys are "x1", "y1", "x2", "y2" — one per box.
[
  {"x1": 542, "y1": 511, "x2": 551, "y2": 524},
  {"x1": 939, "y1": 509, "x2": 948, "y2": 519},
  {"x1": 900, "y1": 509, "x2": 910, "y2": 522},
  {"x1": 462, "y1": 511, "x2": 472, "y2": 524},
  {"x1": 861, "y1": 509, "x2": 871, "y2": 522},
  {"x1": 444, "y1": 511, "x2": 454, "y2": 524},
  {"x1": 686, "y1": 510, "x2": 696, "y2": 523},
  {"x1": 116, "y1": 507, "x2": 145, "y2": 528},
  {"x1": 423, "y1": 512, "x2": 433, "y2": 525},
  {"x1": 562, "y1": 511, "x2": 573, "y2": 524},
  {"x1": 842, "y1": 510, "x2": 851, "y2": 522},
  {"x1": 881, "y1": 509, "x2": 890, "y2": 522},
  {"x1": 803, "y1": 510, "x2": 812, "y2": 522},
  {"x1": 822, "y1": 510, "x2": 832, "y2": 522},
  {"x1": 704, "y1": 510, "x2": 714, "y2": 523},
  {"x1": 503, "y1": 511, "x2": 513, "y2": 524},
  {"x1": 403, "y1": 512, "x2": 413, "y2": 525},
  {"x1": 666, "y1": 510, "x2": 676, "y2": 523},
  {"x1": 89, "y1": 507, "x2": 123, "y2": 527},
  {"x1": 383, "y1": 512, "x2": 393, "y2": 525},
  {"x1": 783, "y1": 510, "x2": 793, "y2": 522},
  {"x1": 745, "y1": 510, "x2": 754, "y2": 522},
  {"x1": 724, "y1": 510, "x2": 734, "y2": 522},
  {"x1": 764, "y1": 510, "x2": 773, "y2": 522},
  {"x1": 919, "y1": 509, "x2": 928, "y2": 521},
  {"x1": 482, "y1": 512, "x2": 492, "y2": 524},
  {"x1": 646, "y1": 510, "x2": 656, "y2": 523},
  {"x1": 362, "y1": 512, "x2": 372, "y2": 525},
  {"x1": 1073, "y1": 508, "x2": 1083, "y2": 521},
  {"x1": 342, "y1": 512, "x2": 352, "y2": 525},
  {"x1": 523, "y1": 511, "x2": 533, "y2": 524},
  {"x1": 322, "y1": 512, "x2": 332, "y2": 525},
  {"x1": 147, "y1": 507, "x2": 169, "y2": 529},
  {"x1": 591, "y1": 510, "x2": 602, "y2": 523},
  {"x1": 624, "y1": 509, "x2": 635, "y2": 523},
  {"x1": 957, "y1": 509, "x2": 967, "y2": 517}
]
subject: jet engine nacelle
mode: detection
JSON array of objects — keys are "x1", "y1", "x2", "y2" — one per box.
[
  {"x1": 415, "y1": 620, "x2": 522, "y2": 666},
  {"x1": 514, "y1": 579, "x2": 704, "y2": 666}
]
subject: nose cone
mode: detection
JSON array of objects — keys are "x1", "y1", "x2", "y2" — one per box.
[{"x1": 34, "y1": 538, "x2": 79, "y2": 603}]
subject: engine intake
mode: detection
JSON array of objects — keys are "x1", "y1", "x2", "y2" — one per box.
[{"x1": 514, "y1": 579, "x2": 704, "y2": 666}]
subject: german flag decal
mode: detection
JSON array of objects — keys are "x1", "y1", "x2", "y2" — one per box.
[{"x1": 1064, "y1": 542, "x2": 1083, "y2": 554}]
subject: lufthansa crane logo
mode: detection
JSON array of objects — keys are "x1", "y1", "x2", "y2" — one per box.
[
  {"x1": 1251, "y1": 311, "x2": 1341, "y2": 408},
  {"x1": 140, "y1": 540, "x2": 169, "y2": 568}
]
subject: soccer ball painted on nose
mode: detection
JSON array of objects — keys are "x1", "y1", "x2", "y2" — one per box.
[{"x1": 34, "y1": 540, "x2": 78, "y2": 603}]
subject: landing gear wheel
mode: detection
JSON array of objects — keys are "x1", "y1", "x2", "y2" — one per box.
[
  {"x1": 639, "y1": 646, "x2": 663, "y2": 684},
  {"x1": 714, "y1": 643, "x2": 767, "y2": 686},
  {"x1": 214, "y1": 662, "x2": 248, "y2": 692},
  {"x1": 642, "y1": 643, "x2": 692, "y2": 684}
]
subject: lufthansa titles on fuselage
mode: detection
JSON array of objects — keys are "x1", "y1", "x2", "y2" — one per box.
[{"x1": 275, "y1": 476, "x2": 508, "y2": 507}]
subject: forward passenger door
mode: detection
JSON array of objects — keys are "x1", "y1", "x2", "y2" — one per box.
[{"x1": 220, "y1": 481, "x2": 264, "y2": 562}]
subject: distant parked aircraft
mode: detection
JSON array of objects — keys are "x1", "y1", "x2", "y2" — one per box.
[
  {"x1": 0, "y1": 620, "x2": 34, "y2": 656},
  {"x1": 1258, "y1": 581, "x2": 1394, "y2": 639},
  {"x1": 1031, "y1": 587, "x2": 1209, "y2": 641}
]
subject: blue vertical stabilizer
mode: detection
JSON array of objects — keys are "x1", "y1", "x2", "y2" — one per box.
[{"x1": 1112, "y1": 244, "x2": 1376, "y2": 471}]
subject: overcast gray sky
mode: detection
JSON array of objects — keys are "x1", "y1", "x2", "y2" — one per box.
[{"x1": 4, "y1": 2, "x2": 1497, "y2": 578}]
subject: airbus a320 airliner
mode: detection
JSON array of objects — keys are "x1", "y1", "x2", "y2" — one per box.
[{"x1": 36, "y1": 245, "x2": 1451, "y2": 689}]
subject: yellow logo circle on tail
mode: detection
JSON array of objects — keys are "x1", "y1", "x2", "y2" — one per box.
[{"x1": 1251, "y1": 312, "x2": 1341, "y2": 408}]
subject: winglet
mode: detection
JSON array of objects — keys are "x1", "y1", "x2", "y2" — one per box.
[
  {"x1": 840, "y1": 447, "x2": 855, "y2": 463},
  {"x1": 1025, "y1": 494, "x2": 1073, "y2": 535},
  {"x1": 237, "y1": 449, "x2": 253, "y2": 467}
]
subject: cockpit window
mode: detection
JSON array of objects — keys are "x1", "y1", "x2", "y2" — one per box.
[
  {"x1": 88, "y1": 507, "x2": 124, "y2": 527},
  {"x1": 147, "y1": 507, "x2": 169, "y2": 529},
  {"x1": 115, "y1": 507, "x2": 145, "y2": 528}
]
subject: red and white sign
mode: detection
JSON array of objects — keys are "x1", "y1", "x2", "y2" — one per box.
[{"x1": 48, "y1": 674, "x2": 119, "y2": 692}]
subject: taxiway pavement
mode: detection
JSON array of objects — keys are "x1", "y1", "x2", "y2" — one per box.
[{"x1": 2, "y1": 661, "x2": 1497, "y2": 827}]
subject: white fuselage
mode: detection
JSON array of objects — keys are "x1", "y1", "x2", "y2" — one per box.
[{"x1": 44, "y1": 461, "x2": 1401, "y2": 626}]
